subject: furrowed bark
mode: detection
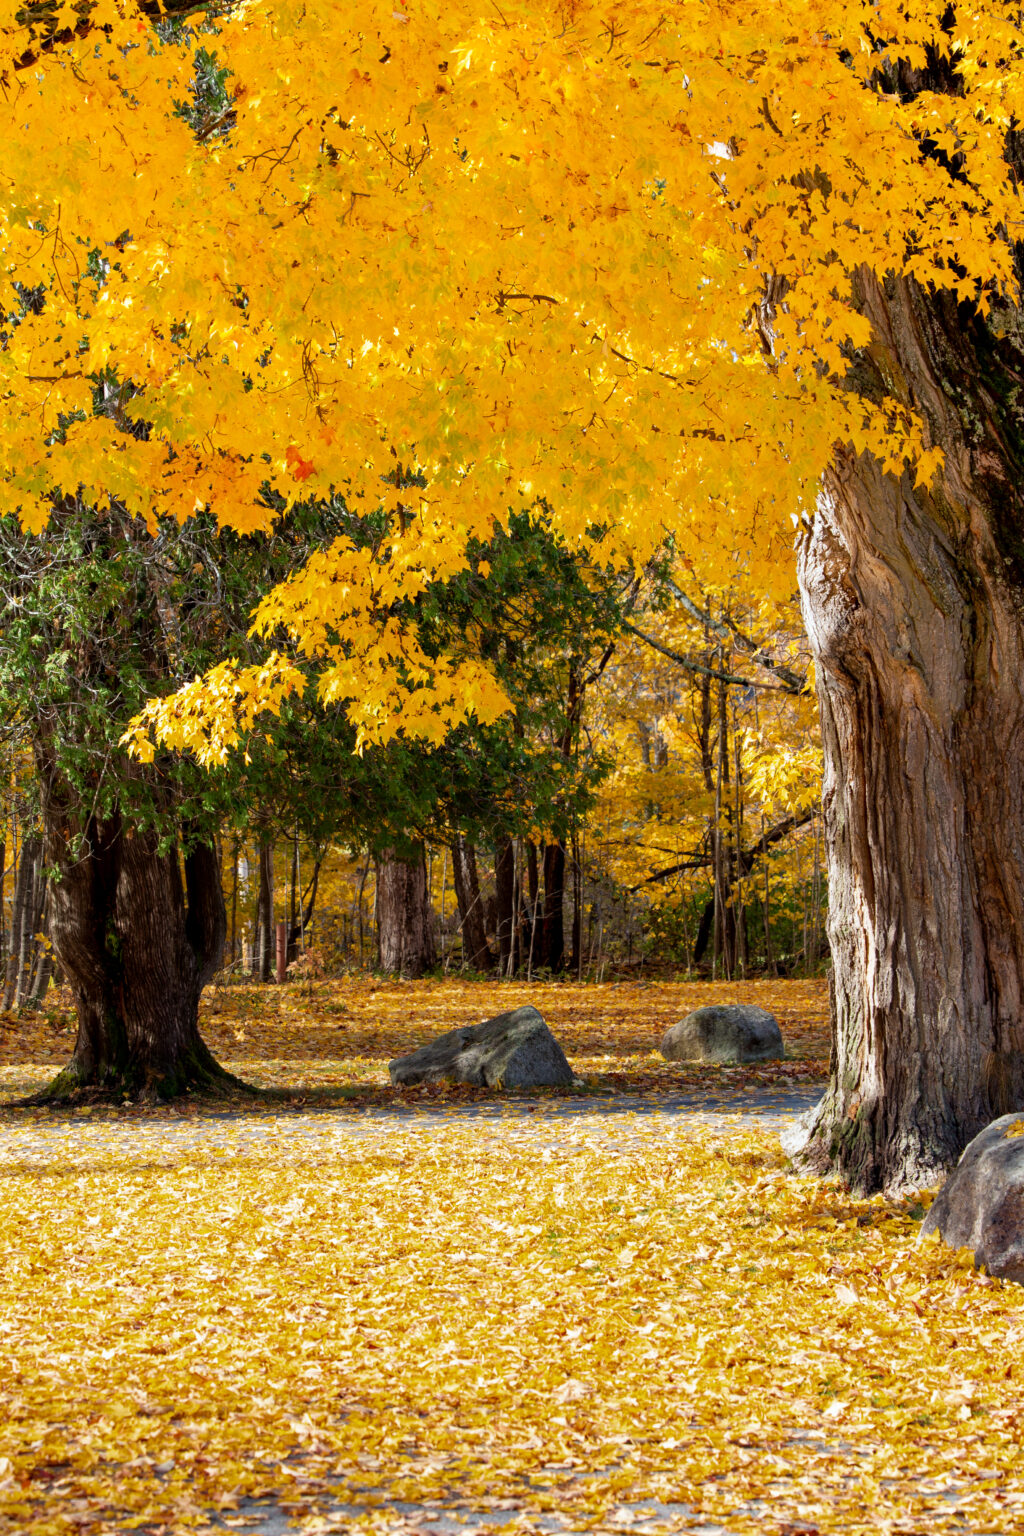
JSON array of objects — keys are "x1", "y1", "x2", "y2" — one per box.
[
  {"x1": 377, "y1": 844, "x2": 436, "y2": 978},
  {"x1": 793, "y1": 269, "x2": 1024, "y2": 1194}
]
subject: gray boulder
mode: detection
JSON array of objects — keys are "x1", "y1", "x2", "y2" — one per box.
[
  {"x1": 660, "y1": 1004, "x2": 783, "y2": 1064},
  {"x1": 920, "y1": 1115, "x2": 1024, "y2": 1281},
  {"x1": 388, "y1": 1005, "x2": 573, "y2": 1089}
]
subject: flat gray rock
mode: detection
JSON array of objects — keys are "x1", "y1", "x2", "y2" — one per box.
[
  {"x1": 388, "y1": 1005, "x2": 573, "y2": 1089},
  {"x1": 660, "y1": 1004, "x2": 784, "y2": 1065},
  {"x1": 920, "y1": 1114, "x2": 1024, "y2": 1281}
]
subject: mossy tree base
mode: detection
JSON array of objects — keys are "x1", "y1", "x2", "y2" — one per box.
[{"x1": 28, "y1": 1038, "x2": 255, "y2": 1107}]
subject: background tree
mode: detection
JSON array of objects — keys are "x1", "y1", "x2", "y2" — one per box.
[
  {"x1": 587, "y1": 578, "x2": 820, "y2": 978},
  {"x1": 0, "y1": 501, "x2": 240, "y2": 1095},
  {"x1": 0, "y1": 490, "x2": 391, "y2": 1095}
]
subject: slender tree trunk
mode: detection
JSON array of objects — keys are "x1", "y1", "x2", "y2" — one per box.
[
  {"x1": 510, "y1": 839, "x2": 523, "y2": 979},
  {"x1": 249, "y1": 841, "x2": 260, "y2": 977},
  {"x1": 712, "y1": 666, "x2": 726, "y2": 979},
  {"x1": 26, "y1": 884, "x2": 51, "y2": 1006},
  {"x1": 289, "y1": 858, "x2": 321, "y2": 961},
  {"x1": 31, "y1": 752, "x2": 232, "y2": 1101},
  {"x1": 23, "y1": 846, "x2": 47, "y2": 1005},
  {"x1": 761, "y1": 813, "x2": 774, "y2": 977},
  {"x1": 693, "y1": 893, "x2": 715, "y2": 967},
  {"x1": 257, "y1": 838, "x2": 273, "y2": 983},
  {"x1": 718, "y1": 666, "x2": 737, "y2": 978},
  {"x1": 29, "y1": 939, "x2": 53, "y2": 1008},
  {"x1": 494, "y1": 837, "x2": 516, "y2": 977},
  {"x1": 792, "y1": 268, "x2": 1024, "y2": 1193},
  {"x1": 524, "y1": 840, "x2": 540, "y2": 977},
  {"x1": 377, "y1": 844, "x2": 436, "y2": 978},
  {"x1": 542, "y1": 839, "x2": 566, "y2": 973},
  {"x1": 4, "y1": 836, "x2": 41, "y2": 1010},
  {"x1": 229, "y1": 836, "x2": 239, "y2": 967},
  {"x1": 356, "y1": 860, "x2": 370, "y2": 966},
  {"x1": 734, "y1": 708, "x2": 748, "y2": 977},
  {"x1": 3, "y1": 844, "x2": 25, "y2": 1010},
  {"x1": 290, "y1": 831, "x2": 298, "y2": 940},
  {"x1": 451, "y1": 836, "x2": 492, "y2": 971},
  {"x1": 570, "y1": 827, "x2": 582, "y2": 979}
]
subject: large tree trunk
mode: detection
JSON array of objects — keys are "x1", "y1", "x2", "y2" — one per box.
[
  {"x1": 377, "y1": 844, "x2": 436, "y2": 978},
  {"x1": 792, "y1": 269, "x2": 1024, "y2": 1194},
  {"x1": 34, "y1": 752, "x2": 232, "y2": 1101},
  {"x1": 451, "y1": 836, "x2": 492, "y2": 971}
]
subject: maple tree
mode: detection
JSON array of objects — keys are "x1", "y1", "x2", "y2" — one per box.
[
  {"x1": 410, "y1": 512, "x2": 627, "y2": 975},
  {"x1": 241, "y1": 511, "x2": 628, "y2": 978},
  {"x1": 0, "y1": 488, "x2": 624, "y2": 1082},
  {"x1": 5, "y1": 0, "x2": 1024, "y2": 1188},
  {"x1": 0, "y1": 499, "x2": 293, "y2": 1098},
  {"x1": 0, "y1": 493, "x2": 421, "y2": 1096}
]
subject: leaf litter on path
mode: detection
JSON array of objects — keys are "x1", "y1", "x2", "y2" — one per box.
[{"x1": 1, "y1": 979, "x2": 1022, "y2": 1534}]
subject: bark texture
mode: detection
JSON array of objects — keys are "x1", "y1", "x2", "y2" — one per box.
[
  {"x1": 35, "y1": 752, "x2": 232, "y2": 1101},
  {"x1": 254, "y1": 838, "x2": 274, "y2": 982},
  {"x1": 795, "y1": 269, "x2": 1024, "y2": 1193},
  {"x1": 377, "y1": 844, "x2": 436, "y2": 978}
]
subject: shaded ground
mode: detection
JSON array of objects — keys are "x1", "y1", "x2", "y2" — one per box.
[{"x1": 0, "y1": 1083, "x2": 824, "y2": 1169}]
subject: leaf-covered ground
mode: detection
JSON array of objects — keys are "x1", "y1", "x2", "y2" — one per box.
[
  {"x1": 0, "y1": 977, "x2": 829, "y2": 1108},
  {"x1": 2, "y1": 979, "x2": 1023, "y2": 1535}
]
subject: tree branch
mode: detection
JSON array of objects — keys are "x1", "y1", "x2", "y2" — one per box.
[
  {"x1": 630, "y1": 809, "x2": 815, "y2": 890},
  {"x1": 623, "y1": 622, "x2": 789, "y2": 690},
  {"x1": 666, "y1": 580, "x2": 808, "y2": 694}
]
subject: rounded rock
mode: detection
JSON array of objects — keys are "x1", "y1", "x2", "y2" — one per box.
[
  {"x1": 920, "y1": 1115, "x2": 1024, "y2": 1282},
  {"x1": 659, "y1": 1004, "x2": 784, "y2": 1064}
]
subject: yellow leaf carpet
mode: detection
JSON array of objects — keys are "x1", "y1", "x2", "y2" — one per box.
[{"x1": 1, "y1": 980, "x2": 1022, "y2": 1534}]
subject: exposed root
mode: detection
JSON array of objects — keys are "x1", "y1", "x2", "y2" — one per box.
[
  {"x1": 20, "y1": 1036, "x2": 258, "y2": 1108},
  {"x1": 783, "y1": 1084, "x2": 954, "y2": 1197}
]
